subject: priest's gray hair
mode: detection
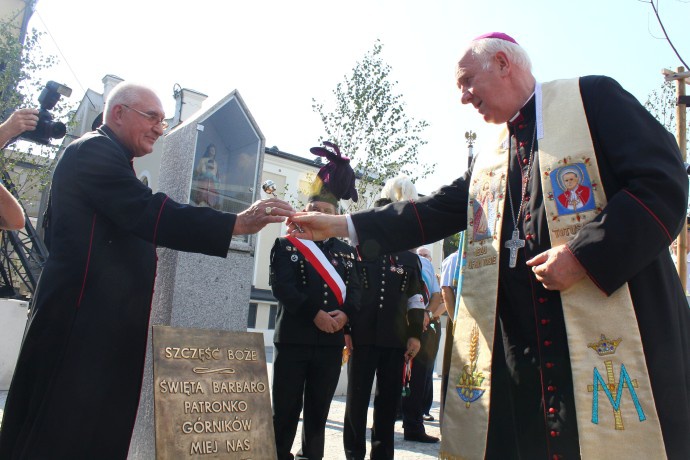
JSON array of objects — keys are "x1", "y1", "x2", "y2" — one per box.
[
  {"x1": 466, "y1": 38, "x2": 532, "y2": 72},
  {"x1": 104, "y1": 82, "x2": 158, "y2": 123}
]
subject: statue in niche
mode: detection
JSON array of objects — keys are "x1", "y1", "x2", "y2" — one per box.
[{"x1": 192, "y1": 143, "x2": 221, "y2": 209}]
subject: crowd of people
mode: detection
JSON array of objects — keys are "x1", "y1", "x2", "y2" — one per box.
[{"x1": 1, "y1": 29, "x2": 689, "y2": 460}]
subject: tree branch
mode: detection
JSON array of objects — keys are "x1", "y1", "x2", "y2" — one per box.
[{"x1": 646, "y1": 0, "x2": 688, "y2": 69}]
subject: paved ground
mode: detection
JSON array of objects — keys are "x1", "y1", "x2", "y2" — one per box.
[
  {"x1": 302, "y1": 377, "x2": 442, "y2": 460},
  {"x1": 1, "y1": 379, "x2": 443, "y2": 459}
]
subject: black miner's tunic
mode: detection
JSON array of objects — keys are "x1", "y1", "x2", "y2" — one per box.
[
  {"x1": 270, "y1": 236, "x2": 361, "y2": 460},
  {"x1": 350, "y1": 76, "x2": 690, "y2": 459},
  {"x1": 343, "y1": 251, "x2": 425, "y2": 460},
  {"x1": 0, "y1": 126, "x2": 234, "y2": 459}
]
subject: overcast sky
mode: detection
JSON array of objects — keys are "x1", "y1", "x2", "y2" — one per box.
[{"x1": 28, "y1": 0, "x2": 689, "y2": 194}]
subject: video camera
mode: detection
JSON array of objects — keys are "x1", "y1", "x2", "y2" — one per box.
[{"x1": 20, "y1": 81, "x2": 72, "y2": 145}]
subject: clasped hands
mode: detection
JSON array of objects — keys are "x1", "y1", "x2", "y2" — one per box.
[{"x1": 313, "y1": 309, "x2": 348, "y2": 334}]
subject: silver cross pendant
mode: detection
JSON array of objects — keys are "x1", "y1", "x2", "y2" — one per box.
[{"x1": 504, "y1": 229, "x2": 525, "y2": 268}]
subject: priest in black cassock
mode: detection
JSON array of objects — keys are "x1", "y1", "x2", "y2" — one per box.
[
  {"x1": 290, "y1": 33, "x2": 690, "y2": 460},
  {"x1": 0, "y1": 82, "x2": 294, "y2": 459}
]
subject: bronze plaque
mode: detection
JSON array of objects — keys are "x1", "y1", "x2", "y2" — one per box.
[{"x1": 153, "y1": 326, "x2": 276, "y2": 459}]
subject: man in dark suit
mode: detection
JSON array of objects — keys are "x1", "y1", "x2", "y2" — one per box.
[
  {"x1": 270, "y1": 143, "x2": 361, "y2": 460},
  {"x1": 0, "y1": 82, "x2": 293, "y2": 459},
  {"x1": 402, "y1": 248, "x2": 442, "y2": 443},
  {"x1": 343, "y1": 196, "x2": 427, "y2": 460},
  {"x1": 289, "y1": 33, "x2": 690, "y2": 459}
]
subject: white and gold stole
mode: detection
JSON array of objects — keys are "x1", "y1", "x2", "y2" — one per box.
[{"x1": 439, "y1": 79, "x2": 666, "y2": 460}]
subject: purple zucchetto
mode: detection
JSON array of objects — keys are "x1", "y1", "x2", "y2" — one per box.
[
  {"x1": 472, "y1": 32, "x2": 519, "y2": 45},
  {"x1": 308, "y1": 141, "x2": 358, "y2": 205}
]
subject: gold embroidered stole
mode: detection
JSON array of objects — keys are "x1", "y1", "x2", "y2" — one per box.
[
  {"x1": 440, "y1": 79, "x2": 666, "y2": 460},
  {"x1": 539, "y1": 79, "x2": 665, "y2": 458},
  {"x1": 439, "y1": 144, "x2": 506, "y2": 460}
]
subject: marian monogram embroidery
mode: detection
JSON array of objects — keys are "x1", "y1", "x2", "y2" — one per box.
[
  {"x1": 586, "y1": 334, "x2": 646, "y2": 430},
  {"x1": 456, "y1": 324, "x2": 486, "y2": 408}
]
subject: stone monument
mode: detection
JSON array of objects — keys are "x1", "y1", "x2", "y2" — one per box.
[{"x1": 128, "y1": 90, "x2": 267, "y2": 459}]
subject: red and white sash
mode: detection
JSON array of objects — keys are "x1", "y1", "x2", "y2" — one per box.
[{"x1": 285, "y1": 236, "x2": 347, "y2": 305}]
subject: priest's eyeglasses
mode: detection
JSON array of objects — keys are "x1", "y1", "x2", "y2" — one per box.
[{"x1": 122, "y1": 104, "x2": 169, "y2": 129}]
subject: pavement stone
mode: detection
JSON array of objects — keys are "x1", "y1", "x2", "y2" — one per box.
[{"x1": 311, "y1": 377, "x2": 442, "y2": 459}]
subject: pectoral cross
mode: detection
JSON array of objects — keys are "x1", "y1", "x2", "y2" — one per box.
[{"x1": 504, "y1": 229, "x2": 525, "y2": 268}]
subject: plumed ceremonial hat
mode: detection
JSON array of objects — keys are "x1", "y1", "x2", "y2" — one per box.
[{"x1": 308, "y1": 141, "x2": 358, "y2": 205}]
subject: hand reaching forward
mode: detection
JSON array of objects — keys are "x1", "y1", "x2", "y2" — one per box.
[
  {"x1": 232, "y1": 198, "x2": 294, "y2": 235},
  {"x1": 313, "y1": 309, "x2": 339, "y2": 333},
  {"x1": 287, "y1": 212, "x2": 348, "y2": 241},
  {"x1": 526, "y1": 245, "x2": 586, "y2": 291}
]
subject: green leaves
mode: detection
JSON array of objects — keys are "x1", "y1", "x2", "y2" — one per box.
[
  {"x1": 1, "y1": 7, "x2": 71, "y2": 205},
  {"x1": 312, "y1": 40, "x2": 434, "y2": 211}
]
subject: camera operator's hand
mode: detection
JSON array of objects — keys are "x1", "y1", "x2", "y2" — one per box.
[{"x1": 0, "y1": 108, "x2": 39, "y2": 148}]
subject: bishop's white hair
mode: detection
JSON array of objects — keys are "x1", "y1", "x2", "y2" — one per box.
[
  {"x1": 460, "y1": 37, "x2": 532, "y2": 75},
  {"x1": 381, "y1": 175, "x2": 418, "y2": 203}
]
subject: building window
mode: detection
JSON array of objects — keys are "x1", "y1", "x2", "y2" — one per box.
[
  {"x1": 247, "y1": 302, "x2": 257, "y2": 329},
  {"x1": 268, "y1": 304, "x2": 277, "y2": 330}
]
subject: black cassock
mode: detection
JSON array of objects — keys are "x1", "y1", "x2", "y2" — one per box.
[
  {"x1": 351, "y1": 76, "x2": 690, "y2": 459},
  {"x1": 0, "y1": 126, "x2": 235, "y2": 459}
]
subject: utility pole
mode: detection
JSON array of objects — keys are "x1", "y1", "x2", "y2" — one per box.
[{"x1": 663, "y1": 66, "x2": 689, "y2": 292}]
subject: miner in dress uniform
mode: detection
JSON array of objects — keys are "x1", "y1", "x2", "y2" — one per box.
[
  {"x1": 343, "y1": 178, "x2": 427, "y2": 460},
  {"x1": 270, "y1": 142, "x2": 361, "y2": 460}
]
